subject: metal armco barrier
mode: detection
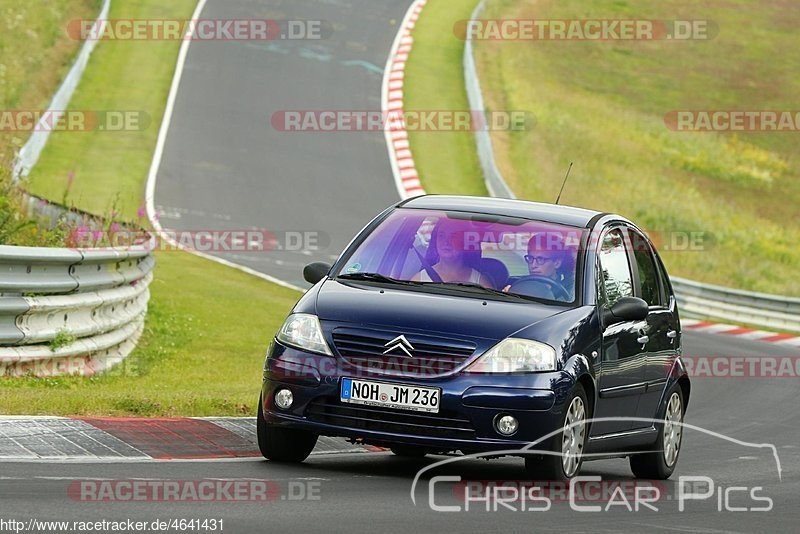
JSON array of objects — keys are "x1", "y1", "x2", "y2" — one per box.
[
  {"x1": 0, "y1": 245, "x2": 154, "y2": 376},
  {"x1": 2, "y1": 0, "x2": 154, "y2": 377},
  {"x1": 672, "y1": 277, "x2": 800, "y2": 333},
  {"x1": 463, "y1": 0, "x2": 516, "y2": 200}
]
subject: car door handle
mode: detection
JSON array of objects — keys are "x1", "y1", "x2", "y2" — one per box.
[{"x1": 667, "y1": 330, "x2": 677, "y2": 339}]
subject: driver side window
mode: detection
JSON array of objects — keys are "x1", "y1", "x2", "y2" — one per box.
[{"x1": 598, "y1": 228, "x2": 634, "y2": 307}]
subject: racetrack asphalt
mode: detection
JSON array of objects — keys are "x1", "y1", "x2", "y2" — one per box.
[
  {"x1": 1, "y1": 318, "x2": 797, "y2": 530},
  {"x1": 153, "y1": 0, "x2": 407, "y2": 287}
]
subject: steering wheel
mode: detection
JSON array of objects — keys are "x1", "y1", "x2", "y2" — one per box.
[{"x1": 508, "y1": 275, "x2": 571, "y2": 301}]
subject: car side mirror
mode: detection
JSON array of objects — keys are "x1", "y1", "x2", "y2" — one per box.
[
  {"x1": 603, "y1": 296, "x2": 649, "y2": 326},
  {"x1": 303, "y1": 262, "x2": 332, "y2": 284}
]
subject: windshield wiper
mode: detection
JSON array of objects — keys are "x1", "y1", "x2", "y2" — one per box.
[
  {"x1": 337, "y1": 272, "x2": 419, "y2": 285},
  {"x1": 338, "y1": 275, "x2": 532, "y2": 301},
  {"x1": 420, "y1": 281, "x2": 528, "y2": 300}
]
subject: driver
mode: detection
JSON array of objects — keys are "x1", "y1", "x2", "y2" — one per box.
[
  {"x1": 411, "y1": 218, "x2": 492, "y2": 287},
  {"x1": 503, "y1": 233, "x2": 575, "y2": 300}
]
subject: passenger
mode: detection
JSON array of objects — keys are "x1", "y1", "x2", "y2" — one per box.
[{"x1": 412, "y1": 219, "x2": 492, "y2": 287}]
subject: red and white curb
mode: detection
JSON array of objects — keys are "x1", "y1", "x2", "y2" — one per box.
[
  {"x1": 0, "y1": 417, "x2": 380, "y2": 461},
  {"x1": 682, "y1": 319, "x2": 800, "y2": 346},
  {"x1": 382, "y1": 0, "x2": 428, "y2": 199}
]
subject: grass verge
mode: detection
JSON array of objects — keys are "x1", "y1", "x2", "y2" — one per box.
[
  {"x1": 1, "y1": 0, "x2": 301, "y2": 415},
  {"x1": 406, "y1": 0, "x2": 799, "y2": 296},
  {"x1": 0, "y1": 251, "x2": 299, "y2": 416},
  {"x1": 403, "y1": 0, "x2": 487, "y2": 196},
  {"x1": 24, "y1": 0, "x2": 196, "y2": 218},
  {"x1": 0, "y1": 0, "x2": 99, "y2": 163}
]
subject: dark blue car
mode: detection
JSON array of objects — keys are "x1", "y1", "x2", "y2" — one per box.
[{"x1": 258, "y1": 195, "x2": 690, "y2": 480}]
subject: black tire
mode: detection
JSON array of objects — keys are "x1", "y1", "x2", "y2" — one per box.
[
  {"x1": 629, "y1": 386, "x2": 684, "y2": 480},
  {"x1": 525, "y1": 383, "x2": 588, "y2": 481},
  {"x1": 257, "y1": 394, "x2": 317, "y2": 462},
  {"x1": 390, "y1": 444, "x2": 428, "y2": 458}
]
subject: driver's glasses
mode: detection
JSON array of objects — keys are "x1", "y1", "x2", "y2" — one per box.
[{"x1": 524, "y1": 254, "x2": 555, "y2": 265}]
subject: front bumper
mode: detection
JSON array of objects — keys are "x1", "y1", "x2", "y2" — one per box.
[{"x1": 260, "y1": 341, "x2": 575, "y2": 452}]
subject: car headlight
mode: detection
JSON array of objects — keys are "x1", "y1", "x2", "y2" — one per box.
[
  {"x1": 467, "y1": 338, "x2": 556, "y2": 373},
  {"x1": 276, "y1": 313, "x2": 332, "y2": 355}
]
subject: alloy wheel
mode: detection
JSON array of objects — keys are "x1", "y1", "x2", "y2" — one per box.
[
  {"x1": 663, "y1": 392, "x2": 683, "y2": 467},
  {"x1": 561, "y1": 396, "x2": 586, "y2": 477}
]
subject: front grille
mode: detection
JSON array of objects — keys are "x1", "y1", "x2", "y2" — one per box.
[
  {"x1": 332, "y1": 329, "x2": 476, "y2": 376},
  {"x1": 306, "y1": 397, "x2": 476, "y2": 439}
]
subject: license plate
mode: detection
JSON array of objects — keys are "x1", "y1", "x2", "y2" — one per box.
[{"x1": 340, "y1": 378, "x2": 440, "y2": 413}]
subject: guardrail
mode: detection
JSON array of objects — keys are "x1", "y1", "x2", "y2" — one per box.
[
  {"x1": 463, "y1": 0, "x2": 515, "y2": 199},
  {"x1": 0, "y1": 245, "x2": 154, "y2": 376},
  {"x1": 462, "y1": 1, "x2": 799, "y2": 333},
  {"x1": 671, "y1": 277, "x2": 800, "y2": 333},
  {"x1": 1, "y1": 0, "x2": 155, "y2": 376}
]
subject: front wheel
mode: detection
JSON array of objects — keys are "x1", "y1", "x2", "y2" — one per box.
[
  {"x1": 525, "y1": 383, "x2": 588, "y2": 480},
  {"x1": 629, "y1": 387, "x2": 684, "y2": 479},
  {"x1": 257, "y1": 394, "x2": 318, "y2": 462}
]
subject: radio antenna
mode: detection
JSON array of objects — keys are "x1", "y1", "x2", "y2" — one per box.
[{"x1": 555, "y1": 162, "x2": 573, "y2": 205}]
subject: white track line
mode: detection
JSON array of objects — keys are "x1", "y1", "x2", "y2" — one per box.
[
  {"x1": 0, "y1": 417, "x2": 368, "y2": 461},
  {"x1": 143, "y1": 0, "x2": 302, "y2": 293},
  {"x1": 0, "y1": 451, "x2": 376, "y2": 464}
]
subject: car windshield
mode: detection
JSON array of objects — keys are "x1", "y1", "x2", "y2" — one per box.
[{"x1": 336, "y1": 208, "x2": 585, "y2": 304}]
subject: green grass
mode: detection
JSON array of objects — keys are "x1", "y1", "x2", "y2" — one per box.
[
  {"x1": 0, "y1": 0, "x2": 98, "y2": 246},
  {"x1": 25, "y1": 0, "x2": 197, "y2": 219},
  {"x1": 2, "y1": 0, "x2": 303, "y2": 415},
  {"x1": 0, "y1": 0, "x2": 99, "y2": 162},
  {"x1": 1, "y1": 167, "x2": 74, "y2": 246},
  {"x1": 404, "y1": 0, "x2": 487, "y2": 196},
  {"x1": 0, "y1": 251, "x2": 298, "y2": 416},
  {"x1": 406, "y1": 0, "x2": 800, "y2": 296}
]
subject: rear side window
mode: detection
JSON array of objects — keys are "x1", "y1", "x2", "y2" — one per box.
[
  {"x1": 598, "y1": 228, "x2": 633, "y2": 306},
  {"x1": 653, "y1": 251, "x2": 672, "y2": 305},
  {"x1": 628, "y1": 229, "x2": 665, "y2": 307}
]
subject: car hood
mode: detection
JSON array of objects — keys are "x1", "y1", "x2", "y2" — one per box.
[{"x1": 312, "y1": 280, "x2": 570, "y2": 342}]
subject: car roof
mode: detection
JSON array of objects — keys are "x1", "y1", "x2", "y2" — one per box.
[{"x1": 400, "y1": 195, "x2": 605, "y2": 228}]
